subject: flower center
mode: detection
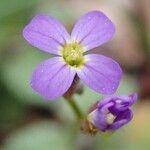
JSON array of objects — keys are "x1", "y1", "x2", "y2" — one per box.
[
  {"x1": 61, "y1": 42, "x2": 84, "y2": 67},
  {"x1": 106, "y1": 113, "x2": 116, "y2": 124}
]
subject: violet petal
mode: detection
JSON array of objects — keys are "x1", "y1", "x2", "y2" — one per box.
[
  {"x1": 108, "y1": 109, "x2": 133, "y2": 130},
  {"x1": 92, "y1": 102, "x2": 114, "y2": 131},
  {"x1": 23, "y1": 14, "x2": 70, "y2": 55},
  {"x1": 31, "y1": 57, "x2": 76, "y2": 100},
  {"x1": 77, "y1": 54, "x2": 122, "y2": 94},
  {"x1": 71, "y1": 11, "x2": 115, "y2": 51}
]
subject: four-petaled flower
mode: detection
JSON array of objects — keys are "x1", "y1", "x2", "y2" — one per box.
[
  {"x1": 23, "y1": 11, "x2": 122, "y2": 100},
  {"x1": 88, "y1": 93, "x2": 138, "y2": 132}
]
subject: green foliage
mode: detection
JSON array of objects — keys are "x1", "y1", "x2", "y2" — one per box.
[
  {"x1": 0, "y1": 0, "x2": 38, "y2": 20},
  {"x1": 3, "y1": 121, "x2": 72, "y2": 150}
]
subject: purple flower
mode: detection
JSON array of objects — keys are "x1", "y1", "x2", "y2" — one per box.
[
  {"x1": 88, "y1": 93, "x2": 138, "y2": 132},
  {"x1": 23, "y1": 11, "x2": 122, "y2": 100}
]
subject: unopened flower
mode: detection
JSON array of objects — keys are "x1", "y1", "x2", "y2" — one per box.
[
  {"x1": 23, "y1": 11, "x2": 122, "y2": 100},
  {"x1": 87, "y1": 93, "x2": 138, "y2": 132}
]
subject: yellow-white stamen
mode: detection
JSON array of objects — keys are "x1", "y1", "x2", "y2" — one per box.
[
  {"x1": 106, "y1": 113, "x2": 116, "y2": 124},
  {"x1": 61, "y1": 42, "x2": 85, "y2": 68}
]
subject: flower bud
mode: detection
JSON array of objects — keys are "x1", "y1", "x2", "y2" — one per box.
[{"x1": 87, "y1": 93, "x2": 138, "y2": 132}]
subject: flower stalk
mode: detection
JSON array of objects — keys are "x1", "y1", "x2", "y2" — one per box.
[
  {"x1": 65, "y1": 96, "x2": 83, "y2": 121},
  {"x1": 64, "y1": 75, "x2": 84, "y2": 121}
]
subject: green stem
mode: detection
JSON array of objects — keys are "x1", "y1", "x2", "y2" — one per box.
[{"x1": 65, "y1": 97, "x2": 83, "y2": 121}]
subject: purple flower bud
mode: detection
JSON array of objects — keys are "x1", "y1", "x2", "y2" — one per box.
[{"x1": 88, "y1": 93, "x2": 138, "y2": 132}]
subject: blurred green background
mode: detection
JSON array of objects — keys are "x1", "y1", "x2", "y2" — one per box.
[{"x1": 0, "y1": 0, "x2": 150, "y2": 150}]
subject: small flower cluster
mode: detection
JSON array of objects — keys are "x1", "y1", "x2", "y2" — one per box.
[{"x1": 23, "y1": 10, "x2": 137, "y2": 134}]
